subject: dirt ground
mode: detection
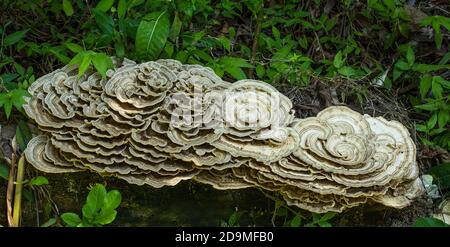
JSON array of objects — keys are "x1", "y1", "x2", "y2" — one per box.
[{"x1": 0, "y1": 79, "x2": 443, "y2": 227}]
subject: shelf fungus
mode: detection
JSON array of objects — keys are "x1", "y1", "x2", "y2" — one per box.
[{"x1": 23, "y1": 58, "x2": 423, "y2": 213}]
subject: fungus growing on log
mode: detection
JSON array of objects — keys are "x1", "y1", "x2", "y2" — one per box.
[{"x1": 23, "y1": 58, "x2": 423, "y2": 213}]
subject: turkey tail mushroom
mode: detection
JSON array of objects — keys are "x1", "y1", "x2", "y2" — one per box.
[{"x1": 23, "y1": 58, "x2": 423, "y2": 213}]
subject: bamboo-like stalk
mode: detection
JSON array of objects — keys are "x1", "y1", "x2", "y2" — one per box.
[
  {"x1": 6, "y1": 152, "x2": 17, "y2": 227},
  {"x1": 12, "y1": 155, "x2": 26, "y2": 227}
]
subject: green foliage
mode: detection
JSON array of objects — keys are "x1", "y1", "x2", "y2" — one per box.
[
  {"x1": 413, "y1": 217, "x2": 450, "y2": 227},
  {"x1": 136, "y1": 11, "x2": 170, "y2": 60},
  {"x1": 0, "y1": 163, "x2": 9, "y2": 180},
  {"x1": 428, "y1": 163, "x2": 450, "y2": 190},
  {"x1": 61, "y1": 184, "x2": 122, "y2": 227},
  {"x1": 420, "y1": 16, "x2": 450, "y2": 49}
]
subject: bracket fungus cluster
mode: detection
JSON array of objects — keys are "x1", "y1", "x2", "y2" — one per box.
[{"x1": 23, "y1": 58, "x2": 423, "y2": 213}]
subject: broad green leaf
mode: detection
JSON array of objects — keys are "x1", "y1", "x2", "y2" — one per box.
[
  {"x1": 431, "y1": 78, "x2": 443, "y2": 99},
  {"x1": 394, "y1": 60, "x2": 410, "y2": 71},
  {"x1": 135, "y1": 11, "x2": 170, "y2": 60},
  {"x1": 434, "y1": 76, "x2": 450, "y2": 89},
  {"x1": 432, "y1": 21, "x2": 443, "y2": 49},
  {"x1": 225, "y1": 66, "x2": 247, "y2": 80},
  {"x1": 220, "y1": 57, "x2": 254, "y2": 68},
  {"x1": 218, "y1": 36, "x2": 231, "y2": 52},
  {"x1": 256, "y1": 64, "x2": 265, "y2": 78},
  {"x1": 191, "y1": 49, "x2": 213, "y2": 63},
  {"x1": 40, "y1": 218, "x2": 57, "y2": 227},
  {"x1": 290, "y1": 215, "x2": 302, "y2": 227},
  {"x1": 318, "y1": 221, "x2": 332, "y2": 227},
  {"x1": 272, "y1": 26, "x2": 280, "y2": 40},
  {"x1": 427, "y1": 112, "x2": 438, "y2": 129},
  {"x1": 428, "y1": 163, "x2": 450, "y2": 189},
  {"x1": 15, "y1": 121, "x2": 32, "y2": 151},
  {"x1": 4, "y1": 30, "x2": 28, "y2": 46},
  {"x1": 169, "y1": 12, "x2": 182, "y2": 42},
  {"x1": 93, "y1": 9, "x2": 114, "y2": 35},
  {"x1": 104, "y1": 190, "x2": 122, "y2": 210},
  {"x1": 82, "y1": 184, "x2": 107, "y2": 219},
  {"x1": 406, "y1": 46, "x2": 415, "y2": 66},
  {"x1": 92, "y1": 53, "x2": 113, "y2": 78},
  {"x1": 78, "y1": 54, "x2": 92, "y2": 78},
  {"x1": 415, "y1": 101, "x2": 441, "y2": 111},
  {"x1": 30, "y1": 176, "x2": 49, "y2": 186},
  {"x1": 413, "y1": 64, "x2": 450, "y2": 73},
  {"x1": 69, "y1": 52, "x2": 85, "y2": 66},
  {"x1": 438, "y1": 110, "x2": 449, "y2": 128},
  {"x1": 0, "y1": 163, "x2": 9, "y2": 180},
  {"x1": 94, "y1": 209, "x2": 117, "y2": 225},
  {"x1": 4, "y1": 100, "x2": 12, "y2": 119},
  {"x1": 333, "y1": 51, "x2": 344, "y2": 69},
  {"x1": 117, "y1": 0, "x2": 127, "y2": 18},
  {"x1": 337, "y1": 66, "x2": 355, "y2": 77},
  {"x1": 413, "y1": 217, "x2": 450, "y2": 227},
  {"x1": 65, "y1": 43, "x2": 83, "y2": 53},
  {"x1": 62, "y1": 0, "x2": 74, "y2": 17},
  {"x1": 61, "y1": 212, "x2": 82, "y2": 227},
  {"x1": 419, "y1": 76, "x2": 432, "y2": 99},
  {"x1": 96, "y1": 0, "x2": 115, "y2": 12},
  {"x1": 320, "y1": 212, "x2": 336, "y2": 222}
]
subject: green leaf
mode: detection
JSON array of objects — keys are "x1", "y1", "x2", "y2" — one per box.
[
  {"x1": 0, "y1": 163, "x2": 9, "y2": 180},
  {"x1": 432, "y1": 21, "x2": 443, "y2": 49},
  {"x1": 135, "y1": 11, "x2": 170, "y2": 60},
  {"x1": 3, "y1": 30, "x2": 28, "y2": 46},
  {"x1": 428, "y1": 163, "x2": 450, "y2": 189},
  {"x1": 415, "y1": 101, "x2": 441, "y2": 111},
  {"x1": 419, "y1": 76, "x2": 432, "y2": 99},
  {"x1": 406, "y1": 46, "x2": 415, "y2": 66},
  {"x1": 431, "y1": 78, "x2": 443, "y2": 99},
  {"x1": 30, "y1": 176, "x2": 49, "y2": 186},
  {"x1": 228, "y1": 211, "x2": 238, "y2": 226},
  {"x1": 96, "y1": 0, "x2": 115, "y2": 12},
  {"x1": 169, "y1": 12, "x2": 182, "y2": 42},
  {"x1": 272, "y1": 26, "x2": 280, "y2": 40},
  {"x1": 290, "y1": 215, "x2": 302, "y2": 227},
  {"x1": 395, "y1": 60, "x2": 410, "y2": 71},
  {"x1": 225, "y1": 66, "x2": 247, "y2": 80},
  {"x1": 413, "y1": 217, "x2": 450, "y2": 227},
  {"x1": 318, "y1": 221, "x2": 332, "y2": 227},
  {"x1": 427, "y1": 112, "x2": 438, "y2": 129},
  {"x1": 256, "y1": 64, "x2": 265, "y2": 78},
  {"x1": 62, "y1": 0, "x2": 74, "y2": 17},
  {"x1": 65, "y1": 43, "x2": 84, "y2": 53},
  {"x1": 92, "y1": 53, "x2": 113, "y2": 78},
  {"x1": 93, "y1": 9, "x2": 114, "y2": 35},
  {"x1": 320, "y1": 212, "x2": 336, "y2": 222},
  {"x1": 220, "y1": 57, "x2": 254, "y2": 68},
  {"x1": 40, "y1": 218, "x2": 57, "y2": 227},
  {"x1": 61, "y1": 212, "x2": 82, "y2": 227},
  {"x1": 94, "y1": 208, "x2": 117, "y2": 225},
  {"x1": 104, "y1": 190, "x2": 122, "y2": 210},
  {"x1": 333, "y1": 51, "x2": 344, "y2": 69},
  {"x1": 337, "y1": 66, "x2": 356, "y2": 77},
  {"x1": 78, "y1": 54, "x2": 92, "y2": 78},
  {"x1": 82, "y1": 184, "x2": 107, "y2": 219},
  {"x1": 413, "y1": 64, "x2": 450, "y2": 73},
  {"x1": 15, "y1": 121, "x2": 32, "y2": 151},
  {"x1": 118, "y1": 0, "x2": 127, "y2": 18},
  {"x1": 4, "y1": 100, "x2": 12, "y2": 119},
  {"x1": 438, "y1": 110, "x2": 449, "y2": 128}
]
